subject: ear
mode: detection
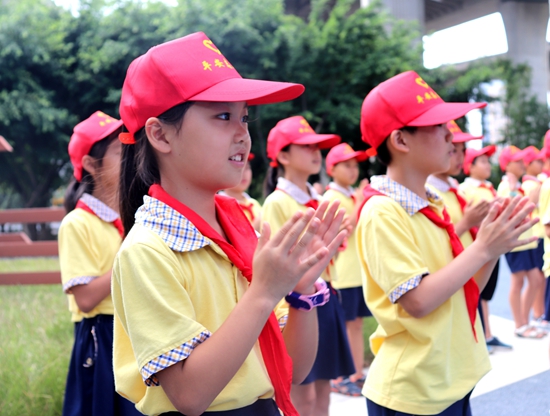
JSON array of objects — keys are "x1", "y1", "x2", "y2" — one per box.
[
  {"x1": 388, "y1": 129, "x2": 410, "y2": 156},
  {"x1": 145, "y1": 117, "x2": 172, "y2": 155},
  {"x1": 276, "y1": 149, "x2": 291, "y2": 167},
  {"x1": 81, "y1": 155, "x2": 98, "y2": 176}
]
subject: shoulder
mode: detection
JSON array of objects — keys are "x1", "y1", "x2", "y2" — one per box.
[
  {"x1": 360, "y1": 194, "x2": 407, "y2": 223},
  {"x1": 59, "y1": 209, "x2": 105, "y2": 237},
  {"x1": 263, "y1": 190, "x2": 294, "y2": 207}
]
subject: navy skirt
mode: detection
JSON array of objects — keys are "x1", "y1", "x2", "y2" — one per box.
[
  {"x1": 339, "y1": 286, "x2": 372, "y2": 321},
  {"x1": 505, "y1": 241, "x2": 544, "y2": 273},
  {"x1": 162, "y1": 399, "x2": 280, "y2": 415},
  {"x1": 62, "y1": 315, "x2": 140, "y2": 416},
  {"x1": 302, "y1": 283, "x2": 356, "y2": 384}
]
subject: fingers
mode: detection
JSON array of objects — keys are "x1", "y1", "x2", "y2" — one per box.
[
  {"x1": 480, "y1": 200, "x2": 500, "y2": 226},
  {"x1": 510, "y1": 235, "x2": 539, "y2": 250},
  {"x1": 277, "y1": 209, "x2": 316, "y2": 252},
  {"x1": 256, "y1": 222, "x2": 271, "y2": 252},
  {"x1": 269, "y1": 210, "x2": 309, "y2": 247}
]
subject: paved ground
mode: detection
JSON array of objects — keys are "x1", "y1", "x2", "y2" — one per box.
[{"x1": 329, "y1": 257, "x2": 550, "y2": 415}]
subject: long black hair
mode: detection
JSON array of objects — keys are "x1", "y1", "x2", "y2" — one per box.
[
  {"x1": 119, "y1": 102, "x2": 194, "y2": 235},
  {"x1": 64, "y1": 129, "x2": 121, "y2": 212},
  {"x1": 263, "y1": 145, "x2": 290, "y2": 197}
]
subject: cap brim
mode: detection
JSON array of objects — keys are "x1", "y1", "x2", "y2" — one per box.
[
  {"x1": 480, "y1": 145, "x2": 496, "y2": 158},
  {"x1": 189, "y1": 77, "x2": 305, "y2": 106},
  {"x1": 408, "y1": 102, "x2": 487, "y2": 127},
  {"x1": 452, "y1": 132, "x2": 483, "y2": 143},
  {"x1": 292, "y1": 134, "x2": 341, "y2": 150}
]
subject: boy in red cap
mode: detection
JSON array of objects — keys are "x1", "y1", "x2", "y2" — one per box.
[
  {"x1": 59, "y1": 111, "x2": 140, "y2": 416},
  {"x1": 458, "y1": 144, "x2": 512, "y2": 350},
  {"x1": 357, "y1": 70, "x2": 537, "y2": 415},
  {"x1": 498, "y1": 146, "x2": 546, "y2": 338},
  {"x1": 323, "y1": 143, "x2": 372, "y2": 396}
]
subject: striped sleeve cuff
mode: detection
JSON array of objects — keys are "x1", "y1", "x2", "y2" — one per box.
[
  {"x1": 388, "y1": 274, "x2": 426, "y2": 304},
  {"x1": 63, "y1": 276, "x2": 96, "y2": 293},
  {"x1": 140, "y1": 331, "x2": 211, "y2": 386}
]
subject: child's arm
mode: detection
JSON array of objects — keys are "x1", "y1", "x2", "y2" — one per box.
[
  {"x1": 157, "y1": 205, "x2": 346, "y2": 415},
  {"x1": 70, "y1": 271, "x2": 111, "y2": 313},
  {"x1": 398, "y1": 197, "x2": 537, "y2": 318}
]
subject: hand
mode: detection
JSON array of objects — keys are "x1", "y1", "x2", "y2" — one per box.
[
  {"x1": 354, "y1": 179, "x2": 369, "y2": 205},
  {"x1": 251, "y1": 204, "x2": 346, "y2": 303},
  {"x1": 462, "y1": 199, "x2": 490, "y2": 229},
  {"x1": 474, "y1": 196, "x2": 538, "y2": 259}
]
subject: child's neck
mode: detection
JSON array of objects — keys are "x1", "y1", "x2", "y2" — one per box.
[
  {"x1": 386, "y1": 165, "x2": 428, "y2": 200},
  {"x1": 284, "y1": 170, "x2": 311, "y2": 195},
  {"x1": 469, "y1": 174, "x2": 486, "y2": 182},
  {"x1": 332, "y1": 178, "x2": 352, "y2": 189},
  {"x1": 223, "y1": 188, "x2": 246, "y2": 201},
  {"x1": 525, "y1": 169, "x2": 539, "y2": 177},
  {"x1": 91, "y1": 186, "x2": 119, "y2": 214}
]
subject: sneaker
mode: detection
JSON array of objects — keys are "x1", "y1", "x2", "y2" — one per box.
[
  {"x1": 330, "y1": 378, "x2": 363, "y2": 397},
  {"x1": 486, "y1": 336, "x2": 513, "y2": 349}
]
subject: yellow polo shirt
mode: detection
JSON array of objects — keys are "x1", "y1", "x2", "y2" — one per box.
[
  {"x1": 240, "y1": 197, "x2": 262, "y2": 225},
  {"x1": 262, "y1": 188, "x2": 335, "y2": 282},
  {"x1": 539, "y1": 178, "x2": 550, "y2": 277},
  {"x1": 112, "y1": 196, "x2": 287, "y2": 415},
  {"x1": 323, "y1": 187, "x2": 362, "y2": 288},
  {"x1": 358, "y1": 176, "x2": 490, "y2": 415},
  {"x1": 521, "y1": 178, "x2": 544, "y2": 238},
  {"x1": 458, "y1": 178, "x2": 496, "y2": 206},
  {"x1": 426, "y1": 182, "x2": 474, "y2": 249},
  {"x1": 58, "y1": 204, "x2": 120, "y2": 322},
  {"x1": 498, "y1": 180, "x2": 537, "y2": 251}
]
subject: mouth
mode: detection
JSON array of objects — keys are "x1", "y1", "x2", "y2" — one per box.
[{"x1": 229, "y1": 154, "x2": 244, "y2": 162}]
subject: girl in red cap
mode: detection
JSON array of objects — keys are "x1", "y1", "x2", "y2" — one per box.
[
  {"x1": 262, "y1": 116, "x2": 355, "y2": 416},
  {"x1": 59, "y1": 111, "x2": 140, "y2": 416},
  {"x1": 113, "y1": 32, "x2": 347, "y2": 416}
]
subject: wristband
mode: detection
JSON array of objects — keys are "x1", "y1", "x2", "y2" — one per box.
[{"x1": 285, "y1": 278, "x2": 330, "y2": 311}]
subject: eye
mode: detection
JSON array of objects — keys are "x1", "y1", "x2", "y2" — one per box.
[
  {"x1": 217, "y1": 112, "x2": 231, "y2": 121},
  {"x1": 242, "y1": 114, "x2": 249, "y2": 123}
]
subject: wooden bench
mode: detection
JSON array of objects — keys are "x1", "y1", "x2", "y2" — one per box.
[{"x1": 0, "y1": 207, "x2": 65, "y2": 285}]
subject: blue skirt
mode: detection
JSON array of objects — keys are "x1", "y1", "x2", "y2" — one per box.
[
  {"x1": 339, "y1": 286, "x2": 372, "y2": 321},
  {"x1": 505, "y1": 241, "x2": 543, "y2": 273},
  {"x1": 302, "y1": 283, "x2": 356, "y2": 384},
  {"x1": 62, "y1": 315, "x2": 140, "y2": 416}
]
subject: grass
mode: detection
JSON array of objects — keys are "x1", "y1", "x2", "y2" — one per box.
[
  {"x1": 0, "y1": 257, "x2": 72, "y2": 416},
  {"x1": 0, "y1": 257, "x2": 380, "y2": 415}
]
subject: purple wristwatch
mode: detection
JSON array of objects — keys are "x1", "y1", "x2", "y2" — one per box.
[{"x1": 285, "y1": 278, "x2": 330, "y2": 311}]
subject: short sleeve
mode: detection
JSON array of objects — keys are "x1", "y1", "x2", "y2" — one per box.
[
  {"x1": 540, "y1": 182, "x2": 550, "y2": 225},
  {"x1": 58, "y1": 215, "x2": 102, "y2": 292},
  {"x1": 357, "y1": 199, "x2": 429, "y2": 303},
  {"x1": 112, "y1": 241, "x2": 211, "y2": 386},
  {"x1": 262, "y1": 197, "x2": 290, "y2": 235}
]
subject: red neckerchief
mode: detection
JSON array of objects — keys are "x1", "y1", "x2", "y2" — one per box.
[
  {"x1": 148, "y1": 184, "x2": 298, "y2": 416},
  {"x1": 478, "y1": 182, "x2": 497, "y2": 197},
  {"x1": 75, "y1": 200, "x2": 124, "y2": 237},
  {"x1": 360, "y1": 185, "x2": 479, "y2": 341},
  {"x1": 275, "y1": 187, "x2": 319, "y2": 209},
  {"x1": 239, "y1": 200, "x2": 256, "y2": 221},
  {"x1": 447, "y1": 187, "x2": 478, "y2": 240}
]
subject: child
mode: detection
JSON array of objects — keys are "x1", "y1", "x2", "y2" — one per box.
[
  {"x1": 262, "y1": 116, "x2": 355, "y2": 416},
  {"x1": 458, "y1": 144, "x2": 511, "y2": 350},
  {"x1": 59, "y1": 111, "x2": 140, "y2": 416},
  {"x1": 537, "y1": 175, "x2": 550, "y2": 331},
  {"x1": 521, "y1": 146, "x2": 548, "y2": 330},
  {"x1": 358, "y1": 70, "x2": 537, "y2": 415},
  {"x1": 111, "y1": 32, "x2": 347, "y2": 416},
  {"x1": 322, "y1": 143, "x2": 371, "y2": 396},
  {"x1": 498, "y1": 146, "x2": 546, "y2": 338},
  {"x1": 220, "y1": 153, "x2": 262, "y2": 231}
]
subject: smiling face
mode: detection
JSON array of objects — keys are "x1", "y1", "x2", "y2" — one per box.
[{"x1": 153, "y1": 101, "x2": 251, "y2": 195}]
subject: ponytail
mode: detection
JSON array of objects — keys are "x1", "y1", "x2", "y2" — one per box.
[
  {"x1": 64, "y1": 130, "x2": 120, "y2": 212},
  {"x1": 119, "y1": 102, "x2": 194, "y2": 236},
  {"x1": 263, "y1": 165, "x2": 285, "y2": 197}
]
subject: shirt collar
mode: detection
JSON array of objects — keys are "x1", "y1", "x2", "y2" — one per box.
[
  {"x1": 135, "y1": 196, "x2": 210, "y2": 253},
  {"x1": 276, "y1": 177, "x2": 320, "y2": 204},
  {"x1": 426, "y1": 175, "x2": 451, "y2": 193},
  {"x1": 370, "y1": 175, "x2": 441, "y2": 216},
  {"x1": 80, "y1": 193, "x2": 119, "y2": 222},
  {"x1": 463, "y1": 177, "x2": 492, "y2": 188},
  {"x1": 327, "y1": 182, "x2": 354, "y2": 198}
]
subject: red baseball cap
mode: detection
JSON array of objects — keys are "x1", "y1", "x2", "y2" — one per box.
[
  {"x1": 325, "y1": 143, "x2": 368, "y2": 176},
  {"x1": 119, "y1": 32, "x2": 304, "y2": 143},
  {"x1": 447, "y1": 120, "x2": 483, "y2": 143},
  {"x1": 266, "y1": 116, "x2": 341, "y2": 166},
  {"x1": 68, "y1": 111, "x2": 124, "y2": 181},
  {"x1": 463, "y1": 145, "x2": 496, "y2": 175},
  {"x1": 499, "y1": 145, "x2": 525, "y2": 172},
  {"x1": 522, "y1": 145, "x2": 544, "y2": 165},
  {"x1": 360, "y1": 71, "x2": 486, "y2": 149}
]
